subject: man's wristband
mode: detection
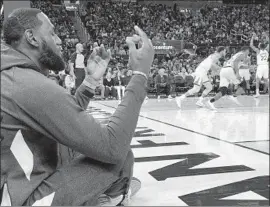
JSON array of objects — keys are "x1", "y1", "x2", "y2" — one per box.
[{"x1": 133, "y1": 71, "x2": 148, "y2": 80}]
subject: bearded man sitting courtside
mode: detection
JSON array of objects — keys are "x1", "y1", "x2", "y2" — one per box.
[{"x1": 1, "y1": 8, "x2": 154, "y2": 206}]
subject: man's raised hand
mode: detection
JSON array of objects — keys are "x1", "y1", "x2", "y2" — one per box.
[
  {"x1": 126, "y1": 26, "x2": 154, "y2": 78},
  {"x1": 86, "y1": 44, "x2": 111, "y2": 81}
]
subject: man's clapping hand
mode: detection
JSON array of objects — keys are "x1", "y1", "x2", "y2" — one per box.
[{"x1": 86, "y1": 44, "x2": 111, "y2": 81}]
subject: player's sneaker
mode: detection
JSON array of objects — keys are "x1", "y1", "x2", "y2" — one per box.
[
  {"x1": 175, "y1": 95, "x2": 185, "y2": 108},
  {"x1": 196, "y1": 100, "x2": 204, "y2": 107},
  {"x1": 206, "y1": 100, "x2": 217, "y2": 111},
  {"x1": 168, "y1": 95, "x2": 173, "y2": 99},
  {"x1": 254, "y1": 94, "x2": 260, "y2": 98},
  {"x1": 98, "y1": 177, "x2": 141, "y2": 206}
]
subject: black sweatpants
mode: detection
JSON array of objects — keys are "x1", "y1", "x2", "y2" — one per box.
[{"x1": 23, "y1": 148, "x2": 134, "y2": 206}]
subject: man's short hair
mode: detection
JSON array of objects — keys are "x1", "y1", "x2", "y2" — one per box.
[
  {"x1": 240, "y1": 46, "x2": 250, "y2": 51},
  {"x1": 216, "y1": 46, "x2": 226, "y2": 53},
  {"x1": 3, "y1": 8, "x2": 42, "y2": 45}
]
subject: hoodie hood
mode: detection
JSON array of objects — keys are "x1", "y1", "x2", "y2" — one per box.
[{"x1": 1, "y1": 41, "x2": 40, "y2": 72}]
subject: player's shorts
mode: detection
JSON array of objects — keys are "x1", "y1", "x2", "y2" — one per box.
[
  {"x1": 256, "y1": 65, "x2": 269, "y2": 79},
  {"x1": 193, "y1": 72, "x2": 209, "y2": 86},
  {"x1": 239, "y1": 69, "x2": 251, "y2": 80},
  {"x1": 219, "y1": 66, "x2": 240, "y2": 88}
]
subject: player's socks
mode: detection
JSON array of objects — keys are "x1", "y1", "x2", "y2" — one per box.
[{"x1": 254, "y1": 89, "x2": 260, "y2": 98}]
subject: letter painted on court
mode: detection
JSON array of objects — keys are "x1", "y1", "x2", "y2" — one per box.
[
  {"x1": 135, "y1": 153, "x2": 254, "y2": 181},
  {"x1": 179, "y1": 175, "x2": 269, "y2": 206}
]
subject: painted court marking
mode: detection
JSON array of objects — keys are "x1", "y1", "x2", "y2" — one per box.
[{"x1": 97, "y1": 102, "x2": 269, "y2": 156}]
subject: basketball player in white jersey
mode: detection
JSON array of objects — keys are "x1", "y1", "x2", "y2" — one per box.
[
  {"x1": 206, "y1": 46, "x2": 250, "y2": 110},
  {"x1": 238, "y1": 55, "x2": 251, "y2": 95},
  {"x1": 250, "y1": 33, "x2": 269, "y2": 98},
  {"x1": 176, "y1": 46, "x2": 226, "y2": 108}
]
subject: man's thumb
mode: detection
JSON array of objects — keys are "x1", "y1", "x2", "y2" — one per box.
[{"x1": 105, "y1": 49, "x2": 111, "y2": 63}]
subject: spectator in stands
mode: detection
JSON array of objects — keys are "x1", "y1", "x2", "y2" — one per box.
[
  {"x1": 155, "y1": 68, "x2": 172, "y2": 99},
  {"x1": 80, "y1": 1, "x2": 269, "y2": 61},
  {"x1": 111, "y1": 67, "x2": 118, "y2": 79},
  {"x1": 69, "y1": 43, "x2": 86, "y2": 90},
  {"x1": 104, "y1": 72, "x2": 117, "y2": 99},
  {"x1": 114, "y1": 69, "x2": 126, "y2": 100},
  {"x1": 63, "y1": 73, "x2": 76, "y2": 94},
  {"x1": 179, "y1": 68, "x2": 188, "y2": 79},
  {"x1": 96, "y1": 78, "x2": 105, "y2": 100}
]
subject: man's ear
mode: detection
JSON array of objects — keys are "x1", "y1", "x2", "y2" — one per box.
[{"x1": 24, "y1": 29, "x2": 39, "y2": 48}]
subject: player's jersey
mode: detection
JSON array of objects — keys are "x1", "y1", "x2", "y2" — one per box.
[
  {"x1": 225, "y1": 52, "x2": 245, "y2": 69},
  {"x1": 195, "y1": 55, "x2": 214, "y2": 74},
  {"x1": 257, "y1": 49, "x2": 269, "y2": 66}
]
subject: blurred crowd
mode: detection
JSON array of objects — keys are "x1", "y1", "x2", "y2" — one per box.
[
  {"x1": 27, "y1": 0, "x2": 268, "y2": 99},
  {"x1": 80, "y1": 1, "x2": 269, "y2": 50}
]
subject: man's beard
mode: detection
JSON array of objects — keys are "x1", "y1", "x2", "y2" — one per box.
[{"x1": 38, "y1": 40, "x2": 66, "y2": 72}]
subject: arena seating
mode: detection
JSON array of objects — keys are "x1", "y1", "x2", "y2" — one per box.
[{"x1": 29, "y1": 0, "x2": 268, "y2": 97}]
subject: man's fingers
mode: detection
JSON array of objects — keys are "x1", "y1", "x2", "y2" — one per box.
[
  {"x1": 126, "y1": 36, "x2": 137, "y2": 55},
  {"x1": 132, "y1": 34, "x2": 143, "y2": 49},
  {"x1": 97, "y1": 44, "x2": 111, "y2": 62},
  {"x1": 99, "y1": 44, "x2": 106, "y2": 56},
  {"x1": 88, "y1": 47, "x2": 98, "y2": 61},
  {"x1": 132, "y1": 34, "x2": 141, "y2": 44},
  {"x1": 134, "y1": 25, "x2": 147, "y2": 39},
  {"x1": 105, "y1": 49, "x2": 111, "y2": 63},
  {"x1": 134, "y1": 25, "x2": 149, "y2": 46}
]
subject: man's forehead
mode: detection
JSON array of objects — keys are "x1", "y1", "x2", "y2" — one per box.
[{"x1": 37, "y1": 12, "x2": 54, "y2": 29}]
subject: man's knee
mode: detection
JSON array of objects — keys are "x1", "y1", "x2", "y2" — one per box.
[
  {"x1": 103, "y1": 150, "x2": 134, "y2": 198},
  {"x1": 219, "y1": 86, "x2": 228, "y2": 96}
]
